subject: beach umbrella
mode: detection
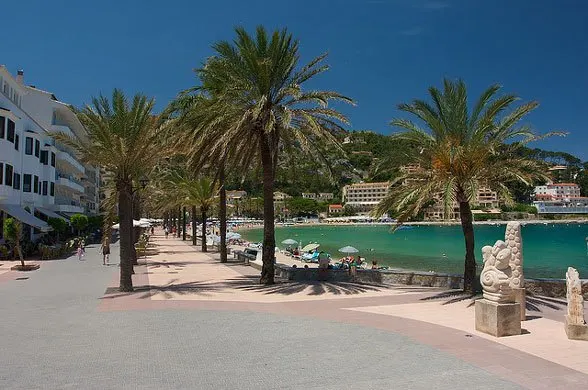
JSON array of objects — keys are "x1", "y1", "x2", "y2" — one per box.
[
  {"x1": 281, "y1": 238, "x2": 298, "y2": 245},
  {"x1": 338, "y1": 246, "x2": 359, "y2": 255},
  {"x1": 301, "y1": 243, "x2": 320, "y2": 252},
  {"x1": 112, "y1": 220, "x2": 149, "y2": 229},
  {"x1": 227, "y1": 232, "x2": 241, "y2": 240}
]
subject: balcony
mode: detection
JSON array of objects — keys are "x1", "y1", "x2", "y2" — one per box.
[
  {"x1": 56, "y1": 172, "x2": 84, "y2": 193},
  {"x1": 56, "y1": 150, "x2": 85, "y2": 174},
  {"x1": 53, "y1": 197, "x2": 85, "y2": 214},
  {"x1": 50, "y1": 124, "x2": 75, "y2": 139},
  {"x1": 52, "y1": 204, "x2": 85, "y2": 214}
]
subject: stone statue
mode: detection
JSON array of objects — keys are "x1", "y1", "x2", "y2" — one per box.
[
  {"x1": 566, "y1": 267, "x2": 585, "y2": 325},
  {"x1": 505, "y1": 222, "x2": 524, "y2": 289},
  {"x1": 480, "y1": 240, "x2": 513, "y2": 303}
]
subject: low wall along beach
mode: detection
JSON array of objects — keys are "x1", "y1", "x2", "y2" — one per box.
[{"x1": 246, "y1": 258, "x2": 588, "y2": 299}]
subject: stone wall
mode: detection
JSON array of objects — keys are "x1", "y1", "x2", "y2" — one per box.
[
  {"x1": 257, "y1": 261, "x2": 588, "y2": 299},
  {"x1": 525, "y1": 278, "x2": 588, "y2": 299}
]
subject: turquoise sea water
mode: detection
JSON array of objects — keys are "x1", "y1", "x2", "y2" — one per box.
[{"x1": 241, "y1": 224, "x2": 588, "y2": 279}]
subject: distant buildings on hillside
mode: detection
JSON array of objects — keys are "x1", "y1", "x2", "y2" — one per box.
[
  {"x1": 342, "y1": 181, "x2": 390, "y2": 214},
  {"x1": 301, "y1": 192, "x2": 334, "y2": 201},
  {"x1": 533, "y1": 183, "x2": 588, "y2": 214}
]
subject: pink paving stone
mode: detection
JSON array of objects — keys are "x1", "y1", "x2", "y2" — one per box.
[
  {"x1": 346, "y1": 300, "x2": 588, "y2": 375},
  {"x1": 97, "y1": 230, "x2": 588, "y2": 387}
]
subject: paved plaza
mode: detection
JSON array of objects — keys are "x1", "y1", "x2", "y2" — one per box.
[{"x1": 0, "y1": 232, "x2": 586, "y2": 389}]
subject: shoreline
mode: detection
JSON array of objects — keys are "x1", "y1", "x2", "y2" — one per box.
[{"x1": 234, "y1": 218, "x2": 588, "y2": 231}]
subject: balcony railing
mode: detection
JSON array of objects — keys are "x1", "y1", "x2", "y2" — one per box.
[
  {"x1": 50, "y1": 124, "x2": 75, "y2": 139},
  {"x1": 55, "y1": 172, "x2": 84, "y2": 193}
]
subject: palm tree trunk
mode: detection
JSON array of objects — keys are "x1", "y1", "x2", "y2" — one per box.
[
  {"x1": 219, "y1": 167, "x2": 227, "y2": 263},
  {"x1": 191, "y1": 205, "x2": 197, "y2": 246},
  {"x1": 459, "y1": 199, "x2": 477, "y2": 293},
  {"x1": 131, "y1": 192, "x2": 139, "y2": 266},
  {"x1": 182, "y1": 206, "x2": 187, "y2": 241},
  {"x1": 177, "y1": 207, "x2": 181, "y2": 238},
  {"x1": 16, "y1": 243, "x2": 24, "y2": 268},
  {"x1": 260, "y1": 137, "x2": 275, "y2": 285},
  {"x1": 201, "y1": 210, "x2": 207, "y2": 253},
  {"x1": 117, "y1": 182, "x2": 134, "y2": 292}
]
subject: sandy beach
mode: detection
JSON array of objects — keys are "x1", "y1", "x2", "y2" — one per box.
[
  {"x1": 234, "y1": 218, "x2": 588, "y2": 232},
  {"x1": 230, "y1": 244, "x2": 320, "y2": 268}
]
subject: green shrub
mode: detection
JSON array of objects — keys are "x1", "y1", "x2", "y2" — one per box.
[
  {"x1": 47, "y1": 217, "x2": 68, "y2": 241},
  {"x1": 70, "y1": 214, "x2": 89, "y2": 235}
]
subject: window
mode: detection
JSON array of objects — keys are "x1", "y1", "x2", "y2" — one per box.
[
  {"x1": 40, "y1": 150, "x2": 48, "y2": 165},
  {"x1": 13, "y1": 173, "x2": 20, "y2": 190},
  {"x1": 42, "y1": 181, "x2": 48, "y2": 196},
  {"x1": 51, "y1": 152, "x2": 56, "y2": 167},
  {"x1": 23, "y1": 174, "x2": 31, "y2": 192},
  {"x1": 7, "y1": 120, "x2": 15, "y2": 142},
  {"x1": 0, "y1": 116, "x2": 4, "y2": 138},
  {"x1": 50, "y1": 182, "x2": 55, "y2": 197},
  {"x1": 14, "y1": 133, "x2": 19, "y2": 150},
  {"x1": 35, "y1": 139, "x2": 40, "y2": 158},
  {"x1": 34, "y1": 175, "x2": 39, "y2": 193},
  {"x1": 4, "y1": 164, "x2": 13, "y2": 187},
  {"x1": 0, "y1": 163, "x2": 3, "y2": 184},
  {"x1": 25, "y1": 137, "x2": 33, "y2": 155}
]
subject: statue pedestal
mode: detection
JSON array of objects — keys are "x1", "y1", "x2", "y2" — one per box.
[
  {"x1": 475, "y1": 299, "x2": 521, "y2": 337},
  {"x1": 512, "y1": 288, "x2": 526, "y2": 321},
  {"x1": 565, "y1": 316, "x2": 588, "y2": 341}
]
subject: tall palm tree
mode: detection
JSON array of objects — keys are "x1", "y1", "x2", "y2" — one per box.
[
  {"x1": 183, "y1": 178, "x2": 217, "y2": 253},
  {"x1": 56, "y1": 89, "x2": 167, "y2": 292},
  {"x1": 172, "y1": 26, "x2": 353, "y2": 284},
  {"x1": 373, "y1": 79, "x2": 561, "y2": 293}
]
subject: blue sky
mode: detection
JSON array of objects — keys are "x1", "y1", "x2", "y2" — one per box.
[{"x1": 3, "y1": 0, "x2": 587, "y2": 159}]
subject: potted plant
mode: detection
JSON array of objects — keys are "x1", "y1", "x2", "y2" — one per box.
[{"x1": 4, "y1": 218, "x2": 39, "y2": 271}]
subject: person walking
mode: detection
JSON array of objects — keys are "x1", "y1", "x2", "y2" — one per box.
[
  {"x1": 164, "y1": 226, "x2": 169, "y2": 239},
  {"x1": 77, "y1": 243, "x2": 85, "y2": 261},
  {"x1": 99, "y1": 240, "x2": 111, "y2": 265}
]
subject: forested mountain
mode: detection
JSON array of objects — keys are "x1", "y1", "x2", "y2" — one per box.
[{"x1": 225, "y1": 130, "x2": 588, "y2": 199}]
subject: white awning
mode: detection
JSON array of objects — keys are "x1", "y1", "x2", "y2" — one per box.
[
  {"x1": 36, "y1": 207, "x2": 69, "y2": 222},
  {"x1": 0, "y1": 203, "x2": 52, "y2": 232}
]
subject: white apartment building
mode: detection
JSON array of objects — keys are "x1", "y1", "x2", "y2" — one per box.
[
  {"x1": 533, "y1": 183, "x2": 587, "y2": 214},
  {"x1": 302, "y1": 192, "x2": 334, "y2": 201},
  {"x1": 0, "y1": 67, "x2": 99, "y2": 241},
  {"x1": 534, "y1": 183, "x2": 581, "y2": 200},
  {"x1": 342, "y1": 182, "x2": 390, "y2": 214}
]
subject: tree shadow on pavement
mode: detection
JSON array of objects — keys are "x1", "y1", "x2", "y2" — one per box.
[
  {"x1": 420, "y1": 289, "x2": 567, "y2": 312},
  {"x1": 147, "y1": 261, "x2": 190, "y2": 269},
  {"x1": 222, "y1": 276, "x2": 393, "y2": 296},
  {"x1": 102, "y1": 275, "x2": 398, "y2": 299}
]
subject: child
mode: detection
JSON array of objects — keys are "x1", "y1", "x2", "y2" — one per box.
[{"x1": 77, "y1": 243, "x2": 84, "y2": 261}]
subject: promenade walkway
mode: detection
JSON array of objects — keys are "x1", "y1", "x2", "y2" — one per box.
[{"x1": 0, "y1": 231, "x2": 586, "y2": 389}]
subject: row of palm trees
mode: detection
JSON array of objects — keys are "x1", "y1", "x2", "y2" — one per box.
[{"x1": 59, "y1": 25, "x2": 559, "y2": 293}]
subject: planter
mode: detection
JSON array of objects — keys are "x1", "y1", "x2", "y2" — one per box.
[{"x1": 11, "y1": 264, "x2": 40, "y2": 271}]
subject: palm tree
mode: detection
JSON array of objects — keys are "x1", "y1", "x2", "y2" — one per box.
[
  {"x1": 56, "y1": 89, "x2": 167, "y2": 292},
  {"x1": 172, "y1": 26, "x2": 353, "y2": 284},
  {"x1": 373, "y1": 79, "x2": 561, "y2": 293},
  {"x1": 3, "y1": 218, "x2": 25, "y2": 268},
  {"x1": 183, "y1": 178, "x2": 217, "y2": 253}
]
